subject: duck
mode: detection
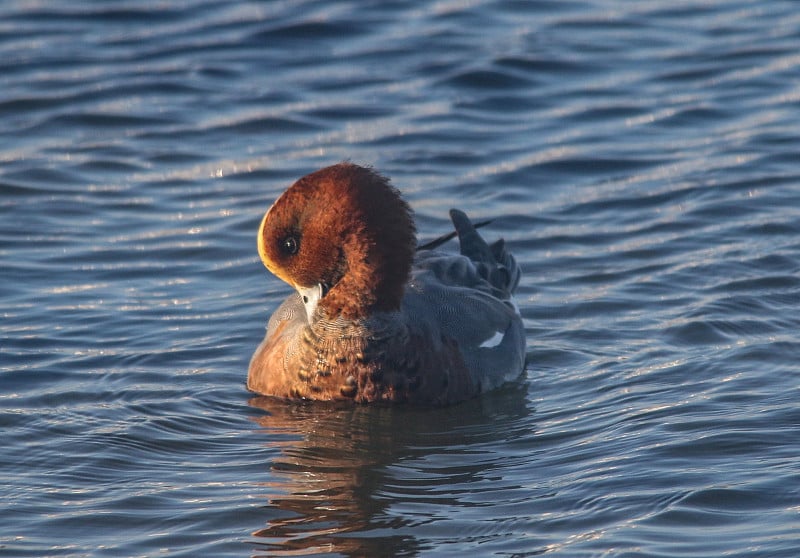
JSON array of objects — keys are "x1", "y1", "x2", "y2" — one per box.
[{"x1": 248, "y1": 162, "x2": 526, "y2": 405}]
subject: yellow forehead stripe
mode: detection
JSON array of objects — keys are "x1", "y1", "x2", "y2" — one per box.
[
  {"x1": 256, "y1": 209, "x2": 271, "y2": 268},
  {"x1": 256, "y1": 205, "x2": 294, "y2": 286}
]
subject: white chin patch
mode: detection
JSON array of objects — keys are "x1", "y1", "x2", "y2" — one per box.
[{"x1": 297, "y1": 284, "x2": 323, "y2": 324}]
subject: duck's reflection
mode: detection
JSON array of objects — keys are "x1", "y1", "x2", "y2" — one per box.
[{"x1": 247, "y1": 382, "x2": 531, "y2": 557}]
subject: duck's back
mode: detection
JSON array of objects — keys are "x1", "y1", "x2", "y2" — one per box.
[{"x1": 403, "y1": 209, "x2": 525, "y2": 395}]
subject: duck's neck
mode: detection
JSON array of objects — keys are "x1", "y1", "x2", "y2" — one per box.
[{"x1": 317, "y1": 235, "x2": 412, "y2": 320}]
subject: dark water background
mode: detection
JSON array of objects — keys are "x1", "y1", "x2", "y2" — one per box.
[{"x1": 2, "y1": 1, "x2": 799, "y2": 556}]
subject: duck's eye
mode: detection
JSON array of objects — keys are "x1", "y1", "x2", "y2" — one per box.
[{"x1": 280, "y1": 235, "x2": 299, "y2": 256}]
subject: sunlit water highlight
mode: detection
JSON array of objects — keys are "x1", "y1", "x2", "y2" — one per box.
[{"x1": 1, "y1": 1, "x2": 798, "y2": 556}]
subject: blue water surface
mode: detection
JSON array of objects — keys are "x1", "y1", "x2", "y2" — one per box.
[{"x1": 1, "y1": 1, "x2": 799, "y2": 556}]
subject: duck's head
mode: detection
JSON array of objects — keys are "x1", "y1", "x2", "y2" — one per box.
[{"x1": 257, "y1": 163, "x2": 416, "y2": 322}]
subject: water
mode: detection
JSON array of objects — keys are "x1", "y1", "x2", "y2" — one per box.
[{"x1": 1, "y1": 0, "x2": 798, "y2": 556}]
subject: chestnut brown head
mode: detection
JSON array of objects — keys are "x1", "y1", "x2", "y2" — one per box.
[{"x1": 258, "y1": 163, "x2": 416, "y2": 320}]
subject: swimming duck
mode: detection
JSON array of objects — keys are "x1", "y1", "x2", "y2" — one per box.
[{"x1": 248, "y1": 163, "x2": 525, "y2": 404}]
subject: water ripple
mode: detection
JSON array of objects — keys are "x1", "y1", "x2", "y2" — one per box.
[{"x1": 2, "y1": 0, "x2": 799, "y2": 556}]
